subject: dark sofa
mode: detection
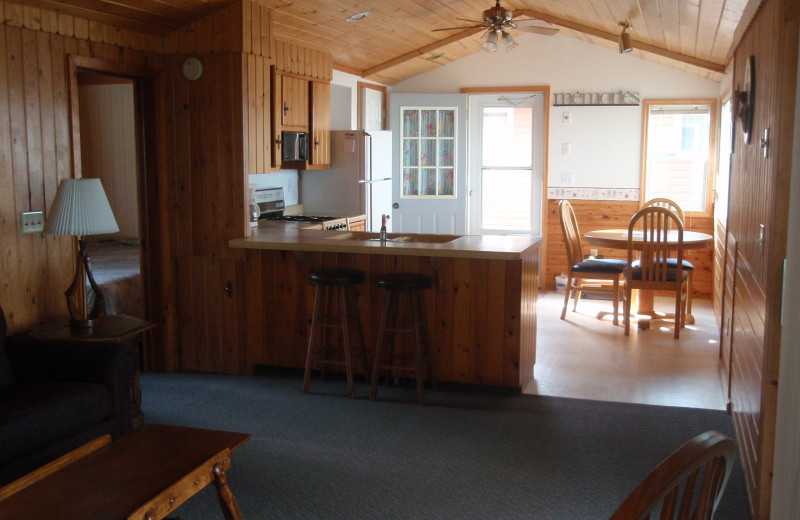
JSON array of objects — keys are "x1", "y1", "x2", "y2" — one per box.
[{"x1": 0, "y1": 306, "x2": 138, "y2": 487}]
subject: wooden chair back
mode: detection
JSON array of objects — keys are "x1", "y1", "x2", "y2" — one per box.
[
  {"x1": 558, "y1": 200, "x2": 585, "y2": 266},
  {"x1": 609, "y1": 430, "x2": 736, "y2": 520},
  {"x1": 627, "y1": 206, "x2": 684, "y2": 285},
  {"x1": 642, "y1": 198, "x2": 685, "y2": 224}
]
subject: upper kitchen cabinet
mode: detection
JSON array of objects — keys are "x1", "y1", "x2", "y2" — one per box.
[
  {"x1": 271, "y1": 39, "x2": 332, "y2": 170},
  {"x1": 308, "y1": 81, "x2": 331, "y2": 169},
  {"x1": 276, "y1": 73, "x2": 309, "y2": 128}
]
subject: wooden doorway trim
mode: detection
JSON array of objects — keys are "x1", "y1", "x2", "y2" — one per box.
[
  {"x1": 356, "y1": 81, "x2": 388, "y2": 130},
  {"x1": 460, "y1": 85, "x2": 551, "y2": 283},
  {"x1": 67, "y1": 54, "x2": 172, "y2": 371}
]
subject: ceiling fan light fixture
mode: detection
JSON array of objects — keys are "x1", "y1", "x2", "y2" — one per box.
[
  {"x1": 502, "y1": 31, "x2": 518, "y2": 51},
  {"x1": 345, "y1": 11, "x2": 370, "y2": 23},
  {"x1": 483, "y1": 30, "x2": 499, "y2": 52},
  {"x1": 618, "y1": 23, "x2": 633, "y2": 53}
]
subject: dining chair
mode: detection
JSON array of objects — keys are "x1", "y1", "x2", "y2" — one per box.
[
  {"x1": 608, "y1": 430, "x2": 736, "y2": 520},
  {"x1": 624, "y1": 206, "x2": 689, "y2": 338},
  {"x1": 641, "y1": 198, "x2": 695, "y2": 316},
  {"x1": 558, "y1": 200, "x2": 626, "y2": 324}
]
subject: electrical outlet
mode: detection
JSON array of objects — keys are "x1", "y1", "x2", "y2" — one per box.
[
  {"x1": 561, "y1": 172, "x2": 574, "y2": 185},
  {"x1": 590, "y1": 248, "x2": 598, "y2": 258},
  {"x1": 20, "y1": 211, "x2": 44, "y2": 234}
]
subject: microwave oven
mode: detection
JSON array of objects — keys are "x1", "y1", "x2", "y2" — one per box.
[{"x1": 281, "y1": 131, "x2": 309, "y2": 162}]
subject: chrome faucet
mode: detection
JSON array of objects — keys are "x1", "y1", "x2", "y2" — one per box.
[{"x1": 380, "y1": 214, "x2": 390, "y2": 243}]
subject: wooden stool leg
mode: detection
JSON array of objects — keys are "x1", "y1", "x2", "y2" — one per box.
[
  {"x1": 418, "y1": 289, "x2": 436, "y2": 392},
  {"x1": 319, "y1": 286, "x2": 332, "y2": 381},
  {"x1": 370, "y1": 290, "x2": 393, "y2": 400},
  {"x1": 411, "y1": 290, "x2": 426, "y2": 405},
  {"x1": 348, "y1": 286, "x2": 370, "y2": 383},
  {"x1": 384, "y1": 290, "x2": 399, "y2": 387},
  {"x1": 339, "y1": 288, "x2": 355, "y2": 398},
  {"x1": 303, "y1": 286, "x2": 324, "y2": 394}
]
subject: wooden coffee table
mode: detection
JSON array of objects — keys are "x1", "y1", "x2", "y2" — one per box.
[{"x1": 0, "y1": 424, "x2": 250, "y2": 520}]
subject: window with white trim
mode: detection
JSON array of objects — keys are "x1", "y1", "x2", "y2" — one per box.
[{"x1": 642, "y1": 101, "x2": 717, "y2": 213}]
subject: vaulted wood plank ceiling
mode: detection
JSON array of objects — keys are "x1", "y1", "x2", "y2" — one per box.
[{"x1": 15, "y1": 0, "x2": 760, "y2": 84}]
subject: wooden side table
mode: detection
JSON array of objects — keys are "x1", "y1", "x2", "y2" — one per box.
[{"x1": 29, "y1": 314, "x2": 155, "y2": 431}]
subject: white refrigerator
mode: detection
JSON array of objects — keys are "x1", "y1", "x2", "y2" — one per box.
[{"x1": 300, "y1": 130, "x2": 393, "y2": 232}]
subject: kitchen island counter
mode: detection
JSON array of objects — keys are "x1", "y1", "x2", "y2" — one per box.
[
  {"x1": 231, "y1": 224, "x2": 541, "y2": 390},
  {"x1": 230, "y1": 223, "x2": 543, "y2": 260}
]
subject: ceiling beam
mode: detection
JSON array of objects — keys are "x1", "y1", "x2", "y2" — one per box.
[
  {"x1": 514, "y1": 9, "x2": 726, "y2": 75},
  {"x1": 361, "y1": 27, "x2": 484, "y2": 78}
]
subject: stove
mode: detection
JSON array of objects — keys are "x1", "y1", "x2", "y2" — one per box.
[
  {"x1": 254, "y1": 187, "x2": 348, "y2": 230},
  {"x1": 261, "y1": 214, "x2": 336, "y2": 223}
]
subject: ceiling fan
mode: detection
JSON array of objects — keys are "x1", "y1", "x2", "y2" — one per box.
[{"x1": 432, "y1": 0, "x2": 559, "y2": 52}]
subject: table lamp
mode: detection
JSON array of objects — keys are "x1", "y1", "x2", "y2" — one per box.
[{"x1": 45, "y1": 178, "x2": 119, "y2": 328}]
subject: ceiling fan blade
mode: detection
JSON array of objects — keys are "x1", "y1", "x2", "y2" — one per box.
[
  {"x1": 516, "y1": 25, "x2": 559, "y2": 36},
  {"x1": 432, "y1": 24, "x2": 484, "y2": 32},
  {"x1": 456, "y1": 18, "x2": 484, "y2": 24},
  {"x1": 514, "y1": 18, "x2": 554, "y2": 28}
]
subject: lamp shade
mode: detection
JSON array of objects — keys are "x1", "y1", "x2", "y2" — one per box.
[{"x1": 45, "y1": 178, "x2": 119, "y2": 236}]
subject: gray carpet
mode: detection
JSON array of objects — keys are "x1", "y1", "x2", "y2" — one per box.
[{"x1": 140, "y1": 372, "x2": 751, "y2": 520}]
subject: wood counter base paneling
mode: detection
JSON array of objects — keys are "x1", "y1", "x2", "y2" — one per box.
[{"x1": 244, "y1": 248, "x2": 539, "y2": 389}]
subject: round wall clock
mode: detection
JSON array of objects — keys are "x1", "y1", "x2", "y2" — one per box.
[
  {"x1": 737, "y1": 55, "x2": 755, "y2": 144},
  {"x1": 182, "y1": 57, "x2": 203, "y2": 81}
]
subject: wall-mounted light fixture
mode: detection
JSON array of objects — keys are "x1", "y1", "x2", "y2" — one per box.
[{"x1": 618, "y1": 23, "x2": 633, "y2": 54}]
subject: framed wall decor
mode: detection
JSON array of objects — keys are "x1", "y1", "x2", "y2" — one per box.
[{"x1": 736, "y1": 55, "x2": 755, "y2": 144}]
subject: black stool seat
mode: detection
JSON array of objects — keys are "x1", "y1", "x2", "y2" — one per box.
[
  {"x1": 308, "y1": 268, "x2": 365, "y2": 286},
  {"x1": 376, "y1": 272, "x2": 433, "y2": 291}
]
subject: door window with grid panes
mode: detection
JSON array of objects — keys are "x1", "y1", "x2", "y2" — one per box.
[{"x1": 401, "y1": 107, "x2": 456, "y2": 198}]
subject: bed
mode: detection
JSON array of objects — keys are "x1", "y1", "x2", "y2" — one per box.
[{"x1": 87, "y1": 238, "x2": 144, "y2": 319}]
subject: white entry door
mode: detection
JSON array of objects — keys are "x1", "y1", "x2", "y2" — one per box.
[
  {"x1": 468, "y1": 93, "x2": 544, "y2": 235},
  {"x1": 390, "y1": 93, "x2": 467, "y2": 234}
]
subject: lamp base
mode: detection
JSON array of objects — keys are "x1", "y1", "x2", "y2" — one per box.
[
  {"x1": 70, "y1": 317, "x2": 102, "y2": 330},
  {"x1": 65, "y1": 237, "x2": 106, "y2": 325}
]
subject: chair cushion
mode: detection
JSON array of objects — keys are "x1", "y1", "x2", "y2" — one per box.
[
  {"x1": 0, "y1": 382, "x2": 112, "y2": 466},
  {"x1": 628, "y1": 267, "x2": 689, "y2": 282},
  {"x1": 573, "y1": 258, "x2": 627, "y2": 274},
  {"x1": 308, "y1": 268, "x2": 365, "y2": 286},
  {"x1": 632, "y1": 258, "x2": 694, "y2": 270}
]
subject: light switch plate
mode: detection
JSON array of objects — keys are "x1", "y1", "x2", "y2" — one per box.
[
  {"x1": 562, "y1": 143, "x2": 571, "y2": 155},
  {"x1": 562, "y1": 111, "x2": 571, "y2": 125},
  {"x1": 20, "y1": 211, "x2": 44, "y2": 234}
]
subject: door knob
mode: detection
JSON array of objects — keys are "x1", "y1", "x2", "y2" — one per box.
[{"x1": 392, "y1": 202, "x2": 399, "y2": 209}]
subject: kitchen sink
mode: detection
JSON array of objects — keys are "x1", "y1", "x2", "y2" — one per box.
[{"x1": 325, "y1": 231, "x2": 460, "y2": 243}]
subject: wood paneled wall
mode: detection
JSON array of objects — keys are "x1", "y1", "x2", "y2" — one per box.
[
  {"x1": 79, "y1": 83, "x2": 140, "y2": 238},
  {"x1": 544, "y1": 199, "x2": 715, "y2": 297},
  {"x1": 725, "y1": 0, "x2": 799, "y2": 517},
  {"x1": 243, "y1": 249, "x2": 539, "y2": 388},
  {"x1": 0, "y1": 3, "x2": 165, "y2": 333},
  {"x1": 0, "y1": 1, "x2": 302, "y2": 375},
  {"x1": 272, "y1": 38, "x2": 332, "y2": 81}
]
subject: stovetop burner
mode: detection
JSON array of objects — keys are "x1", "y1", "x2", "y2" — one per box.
[{"x1": 262, "y1": 214, "x2": 335, "y2": 223}]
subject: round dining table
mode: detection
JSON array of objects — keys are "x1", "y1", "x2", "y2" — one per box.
[{"x1": 584, "y1": 228, "x2": 713, "y2": 327}]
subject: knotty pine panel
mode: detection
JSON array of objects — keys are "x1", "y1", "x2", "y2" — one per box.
[
  {"x1": 730, "y1": 253, "x2": 766, "y2": 516},
  {"x1": 712, "y1": 219, "x2": 726, "y2": 330},
  {"x1": 544, "y1": 199, "x2": 716, "y2": 299},
  {"x1": 725, "y1": 0, "x2": 798, "y2": 517},
  {"x1": 273, "y1": 38, "x2": 332, "y2": 81},
  {"x1": 244, "y1": 250, "x2": 537, "y2": 388}
]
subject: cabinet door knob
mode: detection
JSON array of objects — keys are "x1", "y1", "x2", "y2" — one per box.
[{"x1": 283, "y1": 102, "x2": 289, "y2": 116}]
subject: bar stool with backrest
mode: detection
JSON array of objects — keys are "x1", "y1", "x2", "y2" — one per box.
[
  {"x1": 640, "y1": 198, "x2": 695, "y2": 315},
  {"x1": 302, "y1": 268, "x2": 369, "y2": 398},
  {"x1": 370, "y1": 272, "x2": 436, "y2": 405},
  {"x1": 558, "y1": 200, "x2": 627, "y2": 324}
]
